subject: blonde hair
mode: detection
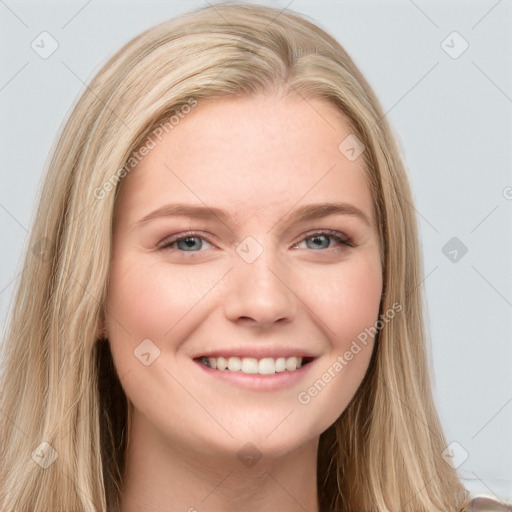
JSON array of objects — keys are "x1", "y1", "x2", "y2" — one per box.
[{"x1": 0, "y1": 3, "x2": 469, "y2": 511}]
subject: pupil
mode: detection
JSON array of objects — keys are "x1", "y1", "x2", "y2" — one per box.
[
  {"x1": 179, "y1": 237, "x2": 201, "y2": 251},
  {"x1": 308, "y1": 235, "x2": 329, "y2": 250}
]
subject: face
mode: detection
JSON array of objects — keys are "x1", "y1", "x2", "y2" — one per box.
[{"x1": 105, "y1": 93, "x2": 382, "y2": 460}]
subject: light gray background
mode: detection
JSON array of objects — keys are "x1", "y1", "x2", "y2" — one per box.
[{"x1": 1, "y1": 0, "x2": 511, "y2": 501}]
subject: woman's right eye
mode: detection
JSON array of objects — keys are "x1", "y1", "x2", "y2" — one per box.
[{"x1": 158, "y1": 233, "x2": 213, "y2": 253}]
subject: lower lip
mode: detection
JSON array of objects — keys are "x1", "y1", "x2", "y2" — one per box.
[{"x1": 193, "y1": 359, "x2": 316, "y2": 391}]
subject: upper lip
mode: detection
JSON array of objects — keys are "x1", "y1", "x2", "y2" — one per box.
[{"x1": 191, "y1": 347, "x2": 318, "y2": 360}]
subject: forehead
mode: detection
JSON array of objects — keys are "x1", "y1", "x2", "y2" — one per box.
[{"x1": 115, "y1": 93, "x2": 374, "y2": 227}]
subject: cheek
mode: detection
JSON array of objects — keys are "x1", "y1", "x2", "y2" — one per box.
[
  {"x1": 312, "y1": 253, "x2": 383, "y2": 349},
  {"x1": 294, "y1": 256, "x2": 382, "y2": 430},
  {"x1": 105, "y1": 255, "x2": 225, "y2": 347},
  {"x1": 106, "y1": 259, "x2": 170, "y2": 341}
]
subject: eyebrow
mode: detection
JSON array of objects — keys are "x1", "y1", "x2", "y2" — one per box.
[{"x1": 136, "y1": 202, "x2": 373, "y2": 228}]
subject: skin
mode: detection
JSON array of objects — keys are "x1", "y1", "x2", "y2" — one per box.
[{"x1": 105, "y1": 91, "x2": 383, "y2": 512}]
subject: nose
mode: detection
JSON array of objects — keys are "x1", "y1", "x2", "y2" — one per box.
[{"x1": 223, "y1": 249, "x2": 298, "y2": 328}]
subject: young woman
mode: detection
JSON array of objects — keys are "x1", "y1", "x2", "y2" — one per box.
[{"x1": 0, "y1": 3, "x2": 473, "y2": 511}]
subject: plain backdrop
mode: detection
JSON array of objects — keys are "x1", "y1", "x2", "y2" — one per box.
[{"x1": 1, "y1": 0, "x2": 511, "y2": 501}]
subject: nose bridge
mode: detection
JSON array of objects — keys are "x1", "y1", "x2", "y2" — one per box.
[
  {"x1": 239, "y1": 247, "x2": 284, "y2": 292},
  {"x1": 223, "y1": 236, "x2": 297, "y2": 326}
]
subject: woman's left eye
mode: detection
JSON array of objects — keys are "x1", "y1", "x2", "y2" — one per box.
[{"x1": 292, "y1": 231, "x2": 352, "y2": 251}]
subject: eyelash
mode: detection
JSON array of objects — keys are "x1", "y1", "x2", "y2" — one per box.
[{"x1": 157, "y1": 230, "x2": 353, "y2": 256}]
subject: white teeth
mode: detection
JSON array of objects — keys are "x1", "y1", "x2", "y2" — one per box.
[
  {"x1": 228, "y1": 357, "x2": 241, "y2": 371},
  {"x1": 275, "y1": 357, "x2": 286, "y2": 372},
  {"x1": 241, "y1": 357, "x2": 258, "y2": 374},
  {"x1": 217, "y1": 356, "x2": 228, "y2": 371},
  {"x1": 286, "y1": 356, "x2": 298, "y2": 371},
  {"x1": 201, "y1": 356, "x2": 305, "y2": 374},
  {"x1": 258, "y1": 358, "x2": 275, "y2": 375}
]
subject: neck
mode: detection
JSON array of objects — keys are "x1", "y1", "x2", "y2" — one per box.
[{"x1": 119, "y1": 412, "x2": 319, "y2": 512}]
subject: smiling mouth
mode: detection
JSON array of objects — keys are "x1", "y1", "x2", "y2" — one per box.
[{"x1": 197, "y1": 356, "x2": 314, "y2": 375}]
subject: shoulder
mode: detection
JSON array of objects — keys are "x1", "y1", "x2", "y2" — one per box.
[{"x1": 466, "y1": 496, "x2": 512, "y2": 511}]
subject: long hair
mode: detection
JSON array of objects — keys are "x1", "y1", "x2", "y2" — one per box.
[{"x1": 0, "y1": 3, "x2": 469, "y2": 511}]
